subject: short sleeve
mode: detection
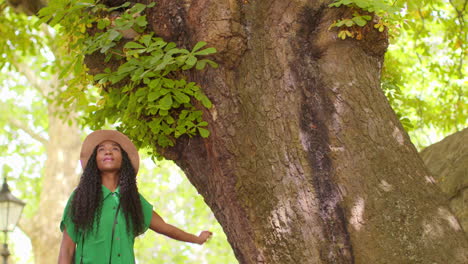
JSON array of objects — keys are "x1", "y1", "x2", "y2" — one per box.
[
  {"x1": 60, "y1": 191, "x2": 79, "y2": 243},
  {"x1": 139, "y1": 193, "x2": 153, "y2": 233}
]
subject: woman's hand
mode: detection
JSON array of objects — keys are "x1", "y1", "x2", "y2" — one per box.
[{"x1": 197, "y1": 231, "x2": 213, "y2": 245}]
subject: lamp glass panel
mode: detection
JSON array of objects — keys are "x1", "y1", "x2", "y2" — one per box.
[
  {"x1": 6, "y1": 202, "x2": 24, "y2": 231},
  {"x1": 0, "y1": 201, "x2": 9, "y2": 231},
  {"x1": 0, "y1": 201, "x2": 24, "y2": 232}
]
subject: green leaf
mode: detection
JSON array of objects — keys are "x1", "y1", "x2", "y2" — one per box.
[
  {"x1": 122, "y1": 85, "x2": 133, "y2": 93},
  {"x1": 124, "y1": 41, "x2": 146, "y2": 49},
  {"x1": 194, "y1": 47, "x2": 217, "y2": 56},
  {"x1": 149, "y1": 78, "x2": 161, "y2": 89},
  {"x1": 192, "y1": 41, "x2": 207, "y2": 52},
  {"x1": 135, "y1": 88, "x2": 147, "y2": 98},
  {"x1": 130, "y1": 3, "x2": 147, "y2": 14},
  {"x1": 179, "y1": 110, "x2": 189, "y2": 120},
  {"x1": 345, "y1": 20, "x2": 355, "y2": 27},
  {"x1": 352, "y1": 16, "x2": 368, "y2": 27},
  {"x1": 94, "y1": 73, "x2": 109, "y2": 82},
  {"x1": 173, "y1": 90, "x2": 191, "y2": 103},
  {"x1": 107, "y1": 1, "x2": 131, "y2": 11},
  {"x1": 160, "y1": 89, "x2": 170, "y2": 95},
  {"x1": 198, "y1": 127, "x2": 210, "y2": 138},
  {"x1": 163, "y1": 79, "x2": 175, "y2": 88},
  {"x1": 97, "y1": 19, "x2": 110, "y2": 30},
  {"x1": 195, "y1": 60, "x2": 207, "y2": 70},
  {"x1": 149, "y1": 118, "x2": 162, "y2": 133},
  {"x1": 166, "y1": 116, "x2": 175, "y2": 124},
  {"x1": 164, "y1": 42, "x2": 177, "y2": 51},
  {"x1": 159, "y1": 94, "x2": 173, "y2": 110},
  {"x1": 117, "y1": 94, "x2": 129, "y2": 108},
  {"x1": 185, "y1": 55, "x2": 197, "y2": 66},
  {"x1": 117, "y1": 64, "x2": 137, "y2": 75},
  {"x1": 185, "y1": 120, "x2": 195, "y2": 128},
  {"x1": 201, "y1": 96, "x2": 212, "y2": 108},
  {"x1": 135, "y1": 16, "x2": 147, "y2": 27},
  {"x1": 335, "y1": 20, "x2": 346, "y2": 27},
  {"x1": 140, "y1": 35, "x2": 153, "y2": 47},
  {"x1": 206, "y1": 60, "x2": 219, "y2": 68},
  {"x1": 114, "y1": 18, "x2": 133, "y2": 30},
  {"x1": 109, "y1": 30, "x2": 122, "y2": 41},
  {"x1": 338, "y1": 30, "x2": 348, "y2": 40},
  {"x1": 109, "y1": 73, "x2": 127, "y2": 84},
  {"x1": 148, "y1": 91, "x2": 161, "y2": 101}
]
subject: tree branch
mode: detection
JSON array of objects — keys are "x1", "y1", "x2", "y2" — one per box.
[
  {"x1": 9, "y1": 57, "x2": 50, "y2": 98},
  {"x1": 7, "y1": 117, "x2": 49, "y2": 146}
]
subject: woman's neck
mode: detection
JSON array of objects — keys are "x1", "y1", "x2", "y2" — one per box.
[{"x1": 101, "y1": 171, "x2": 119, "y2": 192}]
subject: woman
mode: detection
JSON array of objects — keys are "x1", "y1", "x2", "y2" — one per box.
[{"x1": 58, "y1": 130, "x2": 212, "y2": 264}]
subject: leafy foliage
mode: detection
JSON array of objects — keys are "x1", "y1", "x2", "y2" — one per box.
[
  {"x1": 0, "y1": 2, "x2": 50, "y2": 220},
  {"x1": 383, "y1": 0, "x2": 467, "y2": 147},
  {"x1": 89, "y1": 36, "x2": 215, "y2": 151},
  {"x1": 38, "y1": 0, "x2": 217, "y2": 157},
  {"x1": 328, "y1": 0, "x2": 401, "y2": 39},
  {"x1": 330, "y1": 0, "x2": 399, "y2": 12},
  {"x1": 0, "y1": 1, "x2": 43, "y2": 62}
]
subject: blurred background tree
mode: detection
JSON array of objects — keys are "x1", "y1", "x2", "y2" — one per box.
[
  {"x1": 0, "y1": 0, "x2": 466, "y2": 263},
  {"x1": 0, "y1": 2, "x2": 82, "y2": 263}
]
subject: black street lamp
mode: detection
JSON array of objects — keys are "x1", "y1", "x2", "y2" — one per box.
[{"x1": 0, "y1": 177, "x2": 26, "y2": 264}]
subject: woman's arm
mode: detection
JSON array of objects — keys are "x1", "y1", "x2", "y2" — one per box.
[
  {"x1": 58, "y1": 228, "x2": 76, "y2": 264},
  {"x1": 149, "y1": 211, "x2": 212, "y2": 244}
]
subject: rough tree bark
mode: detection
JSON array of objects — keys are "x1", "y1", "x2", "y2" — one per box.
[
  {"x1": 87, "y1": 0, "x2": 468, "y2": 263},
  {"x1": 420, "y1": 128, "x2": 468, "y2": 233}
]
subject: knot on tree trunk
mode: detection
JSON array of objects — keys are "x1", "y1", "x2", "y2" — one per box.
[
  {"x1": 148, "y1": 0, "x2": 190, "y2": 45},
  {"x1": 6, "y1": 0, "x2": 45, "y2": 15}
]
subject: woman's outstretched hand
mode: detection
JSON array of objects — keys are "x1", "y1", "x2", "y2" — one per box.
[
  {"x1": 197, "y1": 231, "x2": 213, "y2": 245},
  {"x1": 150, "y1": 211, "x2": 214, "y2": 245}
]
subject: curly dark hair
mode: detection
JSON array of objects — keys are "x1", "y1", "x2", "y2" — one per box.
[{"x1": 70, "y1": 146, "x2": 145, "y2": 237}]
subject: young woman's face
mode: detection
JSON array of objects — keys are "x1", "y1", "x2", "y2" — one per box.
[{"x1": 96, "y1": 140, "x2": 122, "y2": 173}]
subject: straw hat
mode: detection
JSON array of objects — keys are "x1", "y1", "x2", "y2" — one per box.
[{"x1": 80, "y1": 130, "x2": 140, "y2": 173}]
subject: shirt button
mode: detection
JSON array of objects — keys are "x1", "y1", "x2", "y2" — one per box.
[
  {"x1": 113, "y1": 207, "x2": 116, "y2": 210},
  {"x1": 118, "y1": 254, "x2": 121, "y2": 257},
  {"x1": 116, "y1": 237, "x2": 120, "y2": 240}
]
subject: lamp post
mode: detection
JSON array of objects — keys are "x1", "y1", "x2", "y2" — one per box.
[{"x1": 0, "y1": 177, "x2": 25, "y2": 264}]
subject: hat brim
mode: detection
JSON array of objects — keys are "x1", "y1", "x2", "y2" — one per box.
[{"x1": 80, "y1": 130, "x2": 140, "y2": 174}]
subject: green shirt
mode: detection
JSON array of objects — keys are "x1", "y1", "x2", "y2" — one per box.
[{"x1": 60, "y1": 185, "x2": 153, "y2": 264}]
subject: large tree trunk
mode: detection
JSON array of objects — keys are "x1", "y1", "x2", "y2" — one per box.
[
  {"x1": 88, "y1": 0, "x2": 468, "y2": 263},
  {"x1": 2, "y1": 2, "x2": 83, "y2": 260},
  {"x1": 4, "y1": 3, "x2": 87, "y2": 263}
]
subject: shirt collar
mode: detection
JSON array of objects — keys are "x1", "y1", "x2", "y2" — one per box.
[{"x1": 102, "y1": 185, "x2": 120, "y2": 199}]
